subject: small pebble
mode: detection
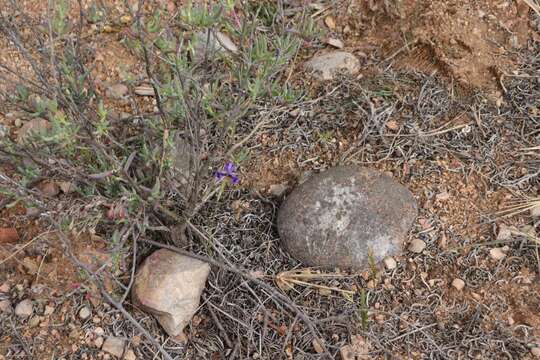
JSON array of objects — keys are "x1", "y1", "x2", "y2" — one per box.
[
  {"x1": 269, "y1": 183, "x2": 289, "y2": 197},
  {"x1": 383, "y1": 256, "x2": 397, "y2": 270},
  {"x1": 125, "y1": 349, "x2": 137, "y2": 360},
  {"x1": 471, "y1": 292, "x2": 482, "y2": 301},
  {"x1": 489, "y1": 247, "x2": 506, "y2": 261},
  {"x1": 106, "y1": 84, "x2": 128, "y2": 99},
  {"x1": 386, "y1": 120, "x2": 399, "y2": 131},
  {"x1": 94, "y1": 327, "x2": 105, "y2": 336},
  {"x1": 94, "y1": 336, "x2": 104, "y2": 349},
  {"x1": 79, "y1": 306, "x2": 91, "y2": 320},
  {"x1": 408, "y1": 239, "x2": 426, "y2": 253},
  {"x1": 14, "y1": 299, "x2": 33, "y2": 318},
  {"x1": 325, "y1": 38, "x2": 344, "y2": 49},
  {"x1": 43, "y1": 305, "x2": 55, "y2": 316},
  {"x1": 38, "y1": 181, "x2": 60, "y2": 197},
  {"x1": 102, "y1": 336, "x2": 126, "y2": 357},
  {"x1": 496, "y1": 224, "x2": 512, "y2": 241},
  {"x1": 324, "y1": 16, "x2": 336, "y2": 30},
  {"x1": 0, "y1": 282, "x2": 9, "y2": 292},
  {"x1": 26, "y1": 207, "x2": 41, "y2": 217},
  {"x1": 451, "y1": 278, "x2": 465, "y2": 291},
  {"x1": 436, "y1": 191, "x2": 450, "y2": 202},
  {"x1": 0, "y1": 299, "x2": 11, "y2": 312},
  {"x1": 28, "y1": 316, "x2": 41, "y2": 327}
]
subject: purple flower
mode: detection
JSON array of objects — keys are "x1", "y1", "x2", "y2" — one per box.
[{"x1": 214, "y1": 162, "x2": 239, "y2": 185}]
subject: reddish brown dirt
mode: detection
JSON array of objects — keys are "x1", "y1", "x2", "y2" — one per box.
[{"x1": 325, "y1": 0, "x2": 534, "y2": 98}]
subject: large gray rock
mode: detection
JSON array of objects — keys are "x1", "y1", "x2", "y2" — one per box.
[
  {"x1": 132, "y1": 249, "x2": 210, "y2": 336},
  {"x1": 304, "y1": 52, "x2": 360, "y2": 80},
  {"x1": 278, "y1": 166, "x2": 417, "y2": 270}
]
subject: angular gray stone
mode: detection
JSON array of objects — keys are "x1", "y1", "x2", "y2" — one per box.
[
  {"x1": 277, "y1": 166, "x2": 417, "y2": 270},
  {"x1": 102, "y1": 336, "x2": 126, "y2": 357},
  {"x1": 106, "y1": 84, "x2": 128, "y2": 99},
  {"x1": 304, "y1": 52, "x2": 360, "y2": 80},
  {"x1": 132, "y1": 249, "x2": 210, "y2": 336},
  {"x1": 191, "y1": 31, "x2": 237, "y2": 60},
  {"x1": 14, "y1": 299, "x2": 33, "y2": 318},
  {"x1": 408, "y1": 238, "x2": 426, "y2": 253}
]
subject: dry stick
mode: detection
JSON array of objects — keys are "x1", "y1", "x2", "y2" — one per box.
[
  {"x1": 142, "y1": 239, "x2": 333, "y2": 359},
  {"x1": 204, "y1": 295, "x2": 234, "y2": 349},
  {"x1": 10, "y1": 318, "x2": 33, "y2": 359},
  {"x1": 120, "y1": 228, "x2": 139, "y2": 303}
]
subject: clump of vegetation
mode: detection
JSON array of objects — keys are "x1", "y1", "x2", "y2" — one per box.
[{"x1": 0, "y1": 0, "x2": 316, "y2": 239}]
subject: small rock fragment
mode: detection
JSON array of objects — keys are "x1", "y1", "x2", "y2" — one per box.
[
  {"x1": 325, "y1": 38, "x2": 344, "y2": 49},
  {"x1": 383, "y1": 256, "x2": 397, "y2": 270},
  {"x1": 436, "y1": 191, "x2": 450, "y2": 202},
  {"x1": 134, "y1": 86, "x2": 155, "y2": 96},
  {"x1": 531, "y1": 347, "x2": 540, "y2": 358},
  {"x1": 28, "y1": 316, "x2": 41, "y2": 327},
  {"x1": 106, "y1": 84, "x2": 129, "y2": 99},
  {"x1": 386, "y1": 120, "x2": 399, "y2": 131},
  {"x1": 58, "y1": 181, "x2": 76, "y2": 194},
  {"x1": 324, "y1": 16, "x2": 336, "y2": 30},
  {"x1": 43, "y1": 305, "x2": 55, "y2": 316},
  {"x1": 26, "y1": 207, "x2": 41, "y2": 217},
  {"x1": 102, "y1": 336, "x2": 126, "y2": 358},
  {"x1": 408, "y1": 239, "x2": 426, "y2": 253},
  {"x1": 214, "y1": 32, "x2": 238, "y2": 53},
  {"x1": 0, "y1": 228, "x2": 19, "y2": 244},
  {"x1": 269, "y1": 183, "x2": 289, "y2": 197},
  {"x1": 496, "y1": 224, "x2": 512, "y2": 241},
  {"x1": 15, "y1": 299, "x2": 33, "y2": 318},
  {"x1": 132, "y1": 249, "x2": 210, "y2": 336},
  {"x1": 94, "y1": 336, "x2": 104, "y2": 349},
  {"x1": 0, "y1": 300, "x2": 11, "y2": 312},
  {"x1": 192, "y1": 31, "x2": 238, "y2": 59},
  {"x1": 489, "y1": 247, "x2": 506, "y2": 261},
  {"x1": 0, "y1": 282, "x2": 9, "y2": 292},
  {"x1": 94, "y1": 327, "x2": 105, "y2": 337},
  {"x1": 304, "y1": 52, "x2": 360, "y2": 81},
  {"x1": 312, "y1": 338, "x2": 325, "y2": 354},
  {"x1": 38, "y1": 181, "x2": 60, "y2": 197},
  {"x1": 471, "y1": 292, "x2": 482, "y2": 301},
  {"x1": 79, "y1": 306, "x2": 91, "y2": 320},
  {"x1": 124, "y1": 349, "x2": 136, "y2": 360},
  {"x1": 120, "y1": 15, "x2": 132, "y2": 24},
  {"x1": 451, "y1": 278, "x2": 465, "y2": 291}
]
